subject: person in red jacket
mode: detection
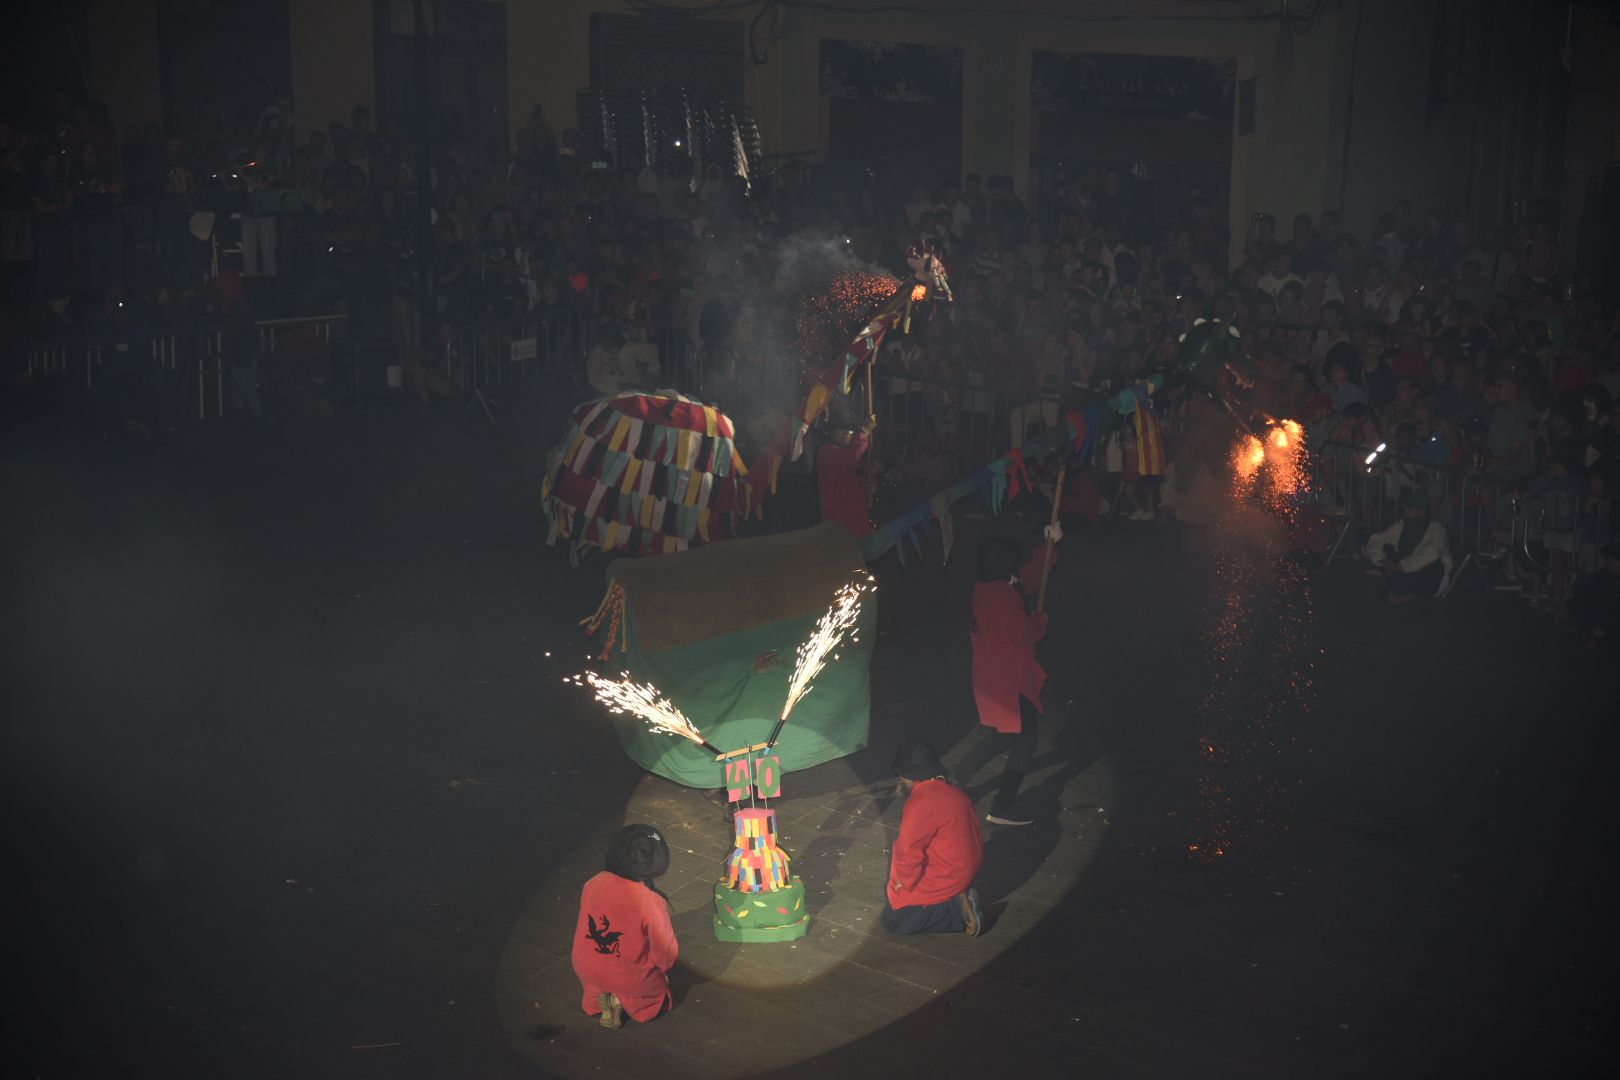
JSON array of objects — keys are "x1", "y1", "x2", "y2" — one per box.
[
  {"x1": 571, "y1": 824, "x2": 679, "y2": 1028},
  {"x1": 972, "y1": 537, "x2": 1048, "y2": 827},
  {"x1": 884, "y1": 741, "x2": 985, "y2": 937},
  {"x1": 817, "y1": 401, "x2": 875, "y2": 540}
]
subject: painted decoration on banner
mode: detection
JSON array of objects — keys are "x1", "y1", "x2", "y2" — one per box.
[
  {"x1": 1032, "y1": 51, "x2": 1237, "y2": 119},
  {"x1": 819, "y1": 40, "x2": 963, "y2": 104}
]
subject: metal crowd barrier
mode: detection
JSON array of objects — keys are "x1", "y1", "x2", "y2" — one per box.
[
  {"x1": 445, "y1": 307, "x2": 585, "y2": 391},
  {"x1": 16, "y1": 313, "x2": 348, "y2": 421},
  {"x1": 874, "y1": 366, "x2": 1005, "y2": 464},
  {"x1": 1309, "y1": 439, "x2": 1456, "y2": 562},
  {"x1": 1306, "y1": 438, "x2": 1617, "y2": 605},
  {"x1": 24, "y1": 338, "x2": 103, "y2": 390}
]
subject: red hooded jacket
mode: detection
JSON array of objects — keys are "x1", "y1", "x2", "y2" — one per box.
[
  {"x1": 817, "y1": 432, "x2": 873, "y2": 540},
  {"x1": 571, "y1": 871, "x2": 679, "y2": 1022},
  {"x1": 887, "y1": 779, "x2": 984, "y2": 909},
  {"x1": 971, "y1": 580, "x2": 1048, "y2": 733}
]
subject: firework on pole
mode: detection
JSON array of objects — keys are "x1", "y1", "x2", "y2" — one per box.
[
  {"x1": 766, "y1": 575, "x2": 873, "y2": 747},
  {"x1": 571, "y1": 671, "x2": 725, "y2": 757}
]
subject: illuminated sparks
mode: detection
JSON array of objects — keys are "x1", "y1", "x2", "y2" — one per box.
[
  {"x1": 578, "y1": 671, "x2": 707, "y2": 745},
  {"x1": 781, "y1": 576, "x2": 872, "y2": 722},
  {"x1": 1262, "y1": 418, "x2": 1308, "y2": 510},
  {"x1": 1231, "y1": 434, "x2": 1265, "y2": 486},
  {"x1": 791, "y1": 270, "x2": 902, "y2": 369},
  {"x1": 1191, "y1": 418, "x2": 1316, "y2": 865}
]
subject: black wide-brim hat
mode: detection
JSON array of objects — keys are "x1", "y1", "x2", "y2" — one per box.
[
  {"x1": 605, "y1": 823, "x2": 670, "y2": 882},
  {"x1": 892, "y1": 741, "x2": 949, "y2": 782}
]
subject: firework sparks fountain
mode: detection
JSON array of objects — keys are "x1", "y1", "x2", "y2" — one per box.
[
  {"x1": 764, "y1": 575, "x2": 873, "y2": 748},
  {"x1": 573, "y1": 671, "x2": 728, "y2": 759}
]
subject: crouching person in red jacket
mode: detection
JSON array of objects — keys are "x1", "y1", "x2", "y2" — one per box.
[
  {"x1": 572, "y1": 824, "x2": 679, "y2": 1029},
  {"x1": 883, "y1": 742, "x2": 986, "y2": 938}
]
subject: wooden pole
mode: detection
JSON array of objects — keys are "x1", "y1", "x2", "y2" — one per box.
[
  {"x1": 1036, "y1": 463, "x2": 1067, "y2": 614},
  {"x1": 864, "y1": 362, "x2": 877, "y2": 499}
]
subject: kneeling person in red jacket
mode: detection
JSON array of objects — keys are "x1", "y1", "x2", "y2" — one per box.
[
  {"x1": 884, "y1": 741, "x2": 985, "y2": 937},
  {"x1": 571, "y1": 824, "x2": 679, "y2": 1028}
]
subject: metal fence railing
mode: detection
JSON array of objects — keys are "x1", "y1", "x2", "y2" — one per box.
[
  {"x1": 14, "y1": 313, "x2": 349, "y2": 421},
  {"x1": 1306, "y1": 437, "x2": 1618, "y2": 607},
  {"x1": 444, "y1": 306, "x2": 586, "y2": 392},
  {"x1": 874, "y1": 366, "x2": 1007, "y2": 466}
]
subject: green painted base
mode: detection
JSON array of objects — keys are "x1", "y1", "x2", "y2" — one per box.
[
  {"x1": 712, "y1": 877, "x2": 809, "y2": 943},
  {"x1": 712, "y1": 915, "x2": 810, "y2": 943}
]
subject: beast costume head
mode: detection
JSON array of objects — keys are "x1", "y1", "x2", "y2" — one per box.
[{"x1": 1173, "y1": 317, "x2": 1243, "y2": 391}]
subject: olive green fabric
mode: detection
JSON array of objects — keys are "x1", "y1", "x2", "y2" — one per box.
[
  {"x1": 607, "y1": 521, "x2": 868, "y2": 652},
  {"x1": 603, "y1": 524, "x2": 874, "y2": 788}
]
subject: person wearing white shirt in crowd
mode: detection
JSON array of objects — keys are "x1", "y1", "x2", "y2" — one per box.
[
  {"x1": 1015, "y1": 220, "x2": 1048, "y2": 286},
  {"x1": 1096, "y1": 222, "x2": 1133, "y2": 289},
  {"x1": 1313, "y1": 300, "x2": 1351, "y2": 362},
  {"x1": 1256, "y1": 251, "x2": 1304, "y2": 299},
  {"x1": 1365, "y1": 489, "x2": 1453, "y2": 603},
  {"x1": 952, "y1": 174, "x2": 982, "y2": 241},
  {"x1": 1359, "y1": 262, "x2": 1403, "y2": 326},
  {"x1": 586, "y1": 321, "x2": 659, "y2": 396}
]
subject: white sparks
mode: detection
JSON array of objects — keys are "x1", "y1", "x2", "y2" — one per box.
[
  {"x1": 781, "y1": 577, "x2": 871, "y2": 722},
  {"x1": 580, "y1": 671, "x2": 706, "y2": 745}
]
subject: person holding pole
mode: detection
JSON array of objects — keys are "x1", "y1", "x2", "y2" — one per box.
[
  {"x1": 971, "y1": 536, "x2": 1048, "y2": 827},
  {"x1": 818, "y1": 398, "x2": 876, "y2": 540}
]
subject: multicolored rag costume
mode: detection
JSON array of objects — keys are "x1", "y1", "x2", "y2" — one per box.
[
  {"x1": 542, "y1": 390, "x2": 764, "y2": 559},
  {"x1": 713, "y1": 807, "x2": 809, "y2": 942}
]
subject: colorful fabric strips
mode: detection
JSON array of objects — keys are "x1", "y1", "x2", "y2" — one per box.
[
  {"x1": 725, "y1": 808, "x2": 793, "y2": 893},
  {"x1": 790, "y1": 282, "x2": 913, "y2": 460},
  {"x1": 542, "y1": 391, "x2": 758, "y2": 559},
  {"x1": 860, "y1": 374, "x2": 1165, "y2": 564}
]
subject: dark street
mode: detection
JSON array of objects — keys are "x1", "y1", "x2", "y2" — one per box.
[{"x1": 6, "y1": 393, "x2": 1616, "y2": 1078}]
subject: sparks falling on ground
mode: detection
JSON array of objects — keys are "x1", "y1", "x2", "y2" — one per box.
[
  {"x1": 791, "y1": 270, "x2": 902, "y2": 364},
  {"x1": 1189, "y1": 417, "x2": 1315, "y2": 865},
  {"x1": 573, "y1": 671, "x2": 707, "y2": 745},
  {"x1": 781, "y1": 576, "x2": 873, "y2": 722}
]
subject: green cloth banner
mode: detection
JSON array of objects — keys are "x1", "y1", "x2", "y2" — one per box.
[{"x1": 607, "y1": 603, "x2": 874, "y2": 788}]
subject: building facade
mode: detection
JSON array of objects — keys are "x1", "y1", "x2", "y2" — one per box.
[{"x1": 78, "y1": 0, "x2": 1610, "y2": 273}]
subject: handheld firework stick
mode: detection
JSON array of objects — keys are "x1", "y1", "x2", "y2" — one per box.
[
  {"x1": 1036, "y1": 462, "x2": 1067, "y2": 615},
  {"x1": 764, "y1": 576, "x2": 872, "y2": 750}
]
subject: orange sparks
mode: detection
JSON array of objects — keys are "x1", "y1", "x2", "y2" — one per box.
[
  {"x1": 1229, "y1": 419, "x2": 1307, "y2": 503},
  {"x1": 1231, "y1": 434, "x2": 1265, "y2": 486},
  {"x1": 1262, "y1": 417, "x2": 1308, "y2": 506}
]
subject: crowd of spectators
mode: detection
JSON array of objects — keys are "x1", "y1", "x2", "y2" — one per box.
[{"x1": 4, "y1": 90, "x2": 1618, "y2": 648}]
